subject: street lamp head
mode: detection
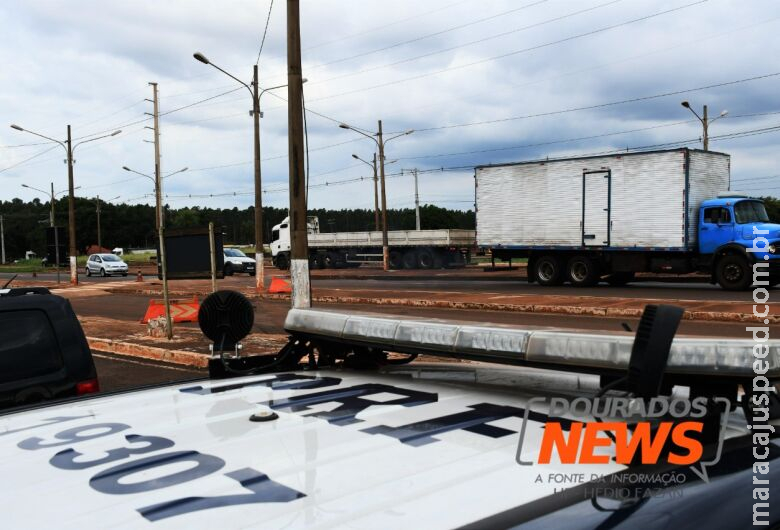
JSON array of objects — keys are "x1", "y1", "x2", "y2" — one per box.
[
  {"x1": 404, "y1": 129, "x2": 414, "y2": 135},
  {"x1": 21, "y1": 184, "x2": 30, "y2": 188},
  {"x1": 110, "y1": 130, "x2": 122, "y2": 136},
  {"x1": 351, "y1": 154, "x2": 359, "y2": 159},
  {"x1": 339, "y1": 123, "x2": 351, "y2": 130},
  {"x1": 122, "y1": 166, "x2": 131, "y2": 172},
  {"x1": 302, "y1": 78, "x2": 308, "y2": 84},
  {"x1": 193, "y1": 52, "x2": 210, "y2": 65},
  {"x1": 720, "y1": 110, "x2": 729, "y2": 117},
  {"x1": 681, "y1": 101, "x2": 690, "y2": 108},
  {"x1": 10, "y1": 124, "x2": 23, "y2": 131},
  {"x1": 181, "y1": 167, "x2": 189, "y2": 172}
]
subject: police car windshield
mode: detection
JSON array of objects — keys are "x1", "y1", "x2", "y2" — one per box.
[
  {"x1": 224, "y1": 249, "x2": 246, "y2": 257},
  {"x1": 733, "y1": 200, "x2": 769, "y2": 223}
]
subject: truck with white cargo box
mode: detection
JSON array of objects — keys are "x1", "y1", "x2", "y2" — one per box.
[
  {"x1": 476, "y1": 148, "x2": 780, "y2": 290},
  {"x1": 270, "y1": 216, "x2": 476, "y2": 270}
]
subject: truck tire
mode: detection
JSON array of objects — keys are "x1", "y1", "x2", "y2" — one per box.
[
  {"x1": 325, "y1": 251, "x2": 345, "y2": 268},
  {"x1": 417, "y1": 248, "x2": 435, "y2": 269},
  {"x1": 275, "y1": 253, "x2": 289, "y2": 270},
  {"x1": 315, "y1": 253, "x2": 326, "y2": 269},
  {"x1": 716, "y1": 254, "x2": 751, "y2": 291},
  {"x1": 533, "y1": 255, "x2": 564, "y2": 286},
  {"x1": 402, "y1": 250, "x2": 418, "y2": 269},
  {"x1": 566, "y1": 255, "x2": 600, "y2": 287},
  {"x1": 388, "y1": 250, "x2": 403, "y2": 269},
  {"x1": 606, "y1": 271, "x2": 635, "y2": 286}
]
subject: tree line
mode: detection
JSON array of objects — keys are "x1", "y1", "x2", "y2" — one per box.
[{"x1": 0, "y1": 197, "x2": 475, "y2": 260}]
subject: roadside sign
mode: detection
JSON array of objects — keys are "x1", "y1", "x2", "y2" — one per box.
[{"x1": 158, "y1": 227, "x2": 224, "y2": 280}]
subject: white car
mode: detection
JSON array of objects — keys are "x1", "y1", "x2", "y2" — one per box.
[
  {"x1": 223, "y1": 248, "x2": 256, "y2": 276},
  {"x1": 85, "y1": 253, "x2": 129, "y2": 277}
]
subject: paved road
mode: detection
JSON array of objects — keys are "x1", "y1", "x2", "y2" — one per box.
[
  {"x1": 5, "y1": 271, "x2": 767, "y2": 302},
  {"x1": 69, "y1": 293, "x2": 759, "y2": 338},
  {"x1": 93, "y1": 351, "x2": 204, "y2": 393}
]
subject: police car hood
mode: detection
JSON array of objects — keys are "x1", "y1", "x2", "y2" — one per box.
[{"x1": 0, "y1": 365, "x2": 635, "y2": 529}]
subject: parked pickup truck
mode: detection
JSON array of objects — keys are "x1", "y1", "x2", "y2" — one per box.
[
  {"x1": 270, "y1": 216, "x2": 476, "y2": 270},
  {"x1": 476, "y1": 148, "x2": 780, "y2": 290}
]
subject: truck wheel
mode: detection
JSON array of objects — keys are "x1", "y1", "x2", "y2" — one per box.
[
  {"x1": 315, "y1": 253, "x2": 326, "y2": 269},
  {"x1": 388, "y1": 250, "x2": 403, "y2": 269},
  {"x1": 275, "y1": 253, "x2": 289, "y2": 270},
  {"x1": 417, "y1": 248, "x2": 435, "y2": 269},
  {"x1": 566, "y1": 255, "x2": 600, "y2": 287},
  {"x1": 716, "y1": 254, "x2": 751, "y2": 291},
  {"x1": 402, "y1": 250, "x2": 418, "y2": 269},
  {"x1": 606, "y1": 271, "x2": 635, "y2": 286},
  {"x1": 534, "y1": 255, "x2": 564, "y2": 286}
]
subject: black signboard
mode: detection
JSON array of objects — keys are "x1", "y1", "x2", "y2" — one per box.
[
  {"x1": 157, "y1": 227, "x2": 224, "y2": 280},
  {"x1": 45, "y1": 226, "x2": 67, "y2": 265}
]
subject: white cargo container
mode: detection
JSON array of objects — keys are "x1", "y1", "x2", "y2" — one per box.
[{"x1": 472, "y1": 148, "x2": 779, "y2": 289}]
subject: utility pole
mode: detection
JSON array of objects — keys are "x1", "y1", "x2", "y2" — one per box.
[
  {"x1": 66, "y1": 125, "x2": 77, "y2": 285},
  {"x1": 150, "y1": 82, "x2": 173, "y2": 338},
  {"x1": 702, "y1": 105, "x2": 709, "y2": 151},
  {"x1": 96, "y1": 195, "x2": 102, "y2": 249},
  {"x1": 372, "y1": 153, "x2": 380, "y2": 231},
  {"x1": 0, "y1": 215, "x2": 5, "y2": 265},
  {"x1": 377, "y1": 120, "x2": 390, "y2": 270},
  {"x1": 681, "y1": 101, "x2": 727, "y2": 152},
  {"x1": 413, "y1": 168, "x2": 421, "y2": 230},
  {"x1": 287, "y1": 0, "x2": 311, "y2": 308},
  {"x1": 49, "y1": 182, "x2": 55, "y2": 227},
  {"x1": 252, "y1": 65, "x2": 265, "y2": 293}
]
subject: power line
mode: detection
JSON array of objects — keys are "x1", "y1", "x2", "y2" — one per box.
[
  {"x1": 310, "y1": 0, "x2": 708, "y2": 102},
  {"x1": 256, "y1": 0, "x2": 275, "y2": 66},
  {"x1": 307, "y1": 0, "x2": 551, "y2": 71},
  {"x1": 0, "y1": 145, "x2": 60, "y2": 174},
  {"x1": 310, "y1": 0, "x2": 623, "y2": 87}
]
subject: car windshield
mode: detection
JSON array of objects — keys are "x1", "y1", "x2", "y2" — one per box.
[
  {"x1": 733, "y1": 200, "x2": 769, "y2": 224},
  {"x1": 224, "y1": 249, "x2": 246, "y2": 257},
  {"x1": 101, "y1": 255, "x2": 121, "y2": 262}
]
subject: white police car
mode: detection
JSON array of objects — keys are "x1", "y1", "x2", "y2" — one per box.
[{"x1": 0, "y1": 300, "x2": 777, "y2": 528}]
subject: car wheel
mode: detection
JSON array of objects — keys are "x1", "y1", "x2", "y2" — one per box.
[
  {"x1": 223, "y1": 263, "x2": 233, "y2": 276},
  {"x1": 85, "y1": 267, "x2": 91, "y2": 277},
  {"x1": 716, "y1": 254, "x2": 751, "y2": 291},
  {"x1": 534, "y1": 255, "x2": 564, "y2": 286},
  {"x1": 100, "y1": 268, "x2": 107, "y2": 277},
  {"x1": 566, "y1": 255, "x2": 600, "y2": 287},
  {"x1": 417, "y1": 248, "x2": 435, "y2": 269},
  {"x1": 121, "y1": 273, "x2": 128, "y2": 277},
  {"x1": 388, "y1": 250, "x2": 403, "y2": 269},
  {"x1": 275, "y1": 253, "x2": 289, "y2": 270}
]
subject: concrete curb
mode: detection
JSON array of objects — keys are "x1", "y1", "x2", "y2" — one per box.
[
  {"x1": 264, "y1": 294, "x2": 777, "y2": 324},
  {"x1": 87, "y1": 337, "x2": 209, "y2": 368}
]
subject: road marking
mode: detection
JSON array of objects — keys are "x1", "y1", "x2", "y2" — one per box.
[{"x1": 91, "y1": 353, "x2": 202, "y2": 372}]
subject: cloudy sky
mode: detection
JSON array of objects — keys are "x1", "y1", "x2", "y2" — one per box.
[{"x1": 1, "y1": 0, "x2": 779, "y2": 213}]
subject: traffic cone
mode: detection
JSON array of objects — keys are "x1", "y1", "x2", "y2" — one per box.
[
  {"x1": 136, "y1": 270, "x2": 144, "y2": 282},
  {"x1": 268, "y1": 277, "x2": 292, "y2": 294}
]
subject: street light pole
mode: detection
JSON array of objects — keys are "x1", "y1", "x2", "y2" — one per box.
[
  {"x1": 681, "y1": 101, "x2": 728, "y2": 151},
  {"x1": 96, "y1": 195, "x2": 101, "y2": 249},
  {"x1": 50, "y1": 182, "x2": 55, "y2": 227},
  {"x1": 10, "y1": 124, "x2": 120, "y2": 284},
  {"x1": 66, "y1": 125, "x2": 77, "y2": 284},
  {"x1": 352, "y1": 153, "x2": 381, "y2": 231},
  {"x1": 340, "y1": 122, "x2": 413, "y2": 270}
]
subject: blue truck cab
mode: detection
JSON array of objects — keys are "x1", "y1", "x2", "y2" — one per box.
[{"x1": 699, "y1": 196, "x2": 780, "y2": 289}]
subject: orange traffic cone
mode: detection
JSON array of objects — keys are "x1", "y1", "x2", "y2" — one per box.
[
  {"x1": 268, "y1": 276, "x2": 292, "y2": 294},
  {"x1": 136, "y1": 270, "x2": 144, "y2": 282}
]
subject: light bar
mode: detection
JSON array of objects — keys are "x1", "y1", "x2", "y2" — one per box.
[{"x1": 284, "y1": 308, "x2": 780, "y2": 379}]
